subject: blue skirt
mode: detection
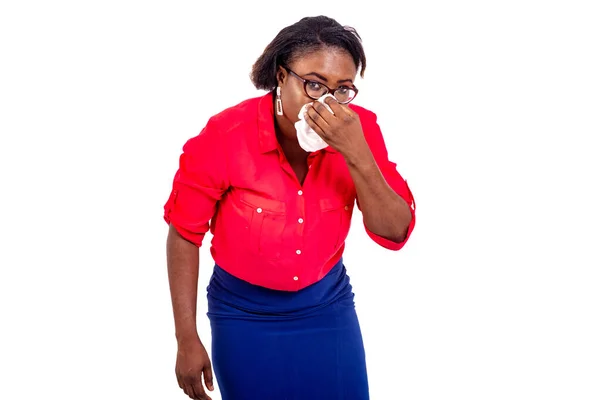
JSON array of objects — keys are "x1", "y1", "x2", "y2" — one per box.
[{"x1": 206, "y1": 258, "x2": 369, "y2": 400}]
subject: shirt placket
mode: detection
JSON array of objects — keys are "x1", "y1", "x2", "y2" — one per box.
[{"x1": 277, "y1": 149, "x2": 322, "y2": 289}]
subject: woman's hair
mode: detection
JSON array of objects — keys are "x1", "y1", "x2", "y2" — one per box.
[{"x1": 250, "y1": 16, "x2": 366, "y2": 91}]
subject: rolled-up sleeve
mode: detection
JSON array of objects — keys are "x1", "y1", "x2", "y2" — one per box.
[
  {"x1": 163, "y1": 118, "x2": 229, "y2": 246},
  {"x1": 358, "y1": 110, "x2": 416, "y2": 251}
]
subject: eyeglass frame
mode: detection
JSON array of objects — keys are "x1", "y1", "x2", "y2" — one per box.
[{"x1": 282, "y1": 66, "x2": 359, "y2": 104}]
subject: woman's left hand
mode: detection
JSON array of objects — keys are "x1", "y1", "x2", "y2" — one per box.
[{"x1": 304, "y1": 97, "x2": 370, "y2": 160}]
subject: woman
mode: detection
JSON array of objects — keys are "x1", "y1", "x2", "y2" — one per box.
[{"x1": 164, "y1": 15, "x2": 416, "y2": 400}]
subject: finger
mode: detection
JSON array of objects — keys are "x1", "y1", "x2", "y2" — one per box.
[
  {"x1": 182, "y1": 382, "x2": 195, "y2": 399},
  {"x1": 305, "y1": 104, "x2": 330, "y2": 133},
  {"x1": 191, "y1": 377, "x2": 211, "y2": 400},
  {"x1": 176, "y1": 371, "x2": 184, "y2": 389},
  {"x1": 323, "y1": 96, "x2": 354, "y2": 118},
  {"x1": 177, "y1": 371, "x2": 195, "y2": 398},
  {"x1": 322, "y1": 96, "x2": 345, "y2": 114},
  {"x1": 203, "y1": 364, "x2": 215, "y2": 391},
  {"x1": 181, "y1": 374, "x2": 201, "y2": 400},
  {"x1": 311, "y1": 100, "x2": 336, "y2": 123},
  {"x1": 304, "y1": 108, "x2": 328, "y2": 139},
  {"x1": 304, "y1": 107, "x2": 327, "y2": 136}
]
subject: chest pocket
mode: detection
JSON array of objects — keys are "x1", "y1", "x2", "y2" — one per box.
[
  {"x1": 239, "y1": 192, "x2": 287, "y2": 260},
  {"x1": 318, "y1": 197, "x2": 354, "y2": 258}
]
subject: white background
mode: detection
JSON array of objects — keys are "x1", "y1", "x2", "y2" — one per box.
[{"x1": 1, "y1": 1, "x2": 599, "y2": 399}]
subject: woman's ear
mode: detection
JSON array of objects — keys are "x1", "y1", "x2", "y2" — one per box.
[{"x1": 276, "y1": 66, "x2": 286, "y2": 86}]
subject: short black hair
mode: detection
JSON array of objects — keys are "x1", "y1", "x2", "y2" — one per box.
[{"x1": 250, "y1": 16, "x2": 367, "y2": 91}]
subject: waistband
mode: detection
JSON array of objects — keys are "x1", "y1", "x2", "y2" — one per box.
[{"x1": 206, "y1": 258, "x2": 353, "y2": 316}]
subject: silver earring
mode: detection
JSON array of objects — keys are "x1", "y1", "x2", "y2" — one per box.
[{"x1": 276, "y1": 86, "x2": 283, "y2": 116}]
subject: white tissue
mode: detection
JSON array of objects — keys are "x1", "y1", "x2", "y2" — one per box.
[{"x1": 294, "y1": 94, "x2": 336, "y2": 152}]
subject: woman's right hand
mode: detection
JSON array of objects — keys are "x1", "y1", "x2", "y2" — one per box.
[{"x1": 175, "y1": 338, "x2": 215, "y2": 400}]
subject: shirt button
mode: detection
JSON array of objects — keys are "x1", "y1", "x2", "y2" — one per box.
[
  {"x1": 298, "y1": 190, "x2": 303, "y2": 195},
  {"x1": 344, "y1": 205, "x2": 349, "y2": 211},
  {"x1": 293, "y1": 276, "x2": 299, "y2": 281},
  {"x1": 296, "y1": 250, "x2": 301, "y2": 255},
  {"x1": 298, "y1": 218, "x2": 304, "y2": 224},
  {"x1": 257, "y1": 208, "x2": 263, "y2": 213}
]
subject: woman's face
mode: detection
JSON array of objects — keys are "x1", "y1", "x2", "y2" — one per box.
[{"x1": 277, "y1": 47, "x2": 358, "y2": 134}]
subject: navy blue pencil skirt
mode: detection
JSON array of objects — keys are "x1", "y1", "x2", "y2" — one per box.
[{"x1": 206, "y1": 258, "x2": 370, "y2": 400}]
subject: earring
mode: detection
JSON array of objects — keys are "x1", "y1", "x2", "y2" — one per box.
[{"x1": 276, "y1": 86, "x2": 283, "y2": 116}]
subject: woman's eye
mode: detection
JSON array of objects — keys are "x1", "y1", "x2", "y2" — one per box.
[{"x1": 307, "y1": 82, "x2": 323, "y2": 91}]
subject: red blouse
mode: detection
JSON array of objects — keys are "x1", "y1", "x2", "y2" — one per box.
[{"x1": 164, "y1": 93, "x2": 415, "y2": 291}]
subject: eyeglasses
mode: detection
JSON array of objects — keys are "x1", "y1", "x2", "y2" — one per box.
[{"x1": 283, "y1": 66, "x2": 358, "y2": 104}]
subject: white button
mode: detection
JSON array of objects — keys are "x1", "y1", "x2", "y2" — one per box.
[
  {"x1": 298, "y1": 190, "x2": 303, "y2": 195},
  {"x1": 296, "y1": 250, "x2": 301, "y2": 255},
  {"x1": 293, "y1": 276, "x2": 299, "y2": 281},
  {"x1": 298, "y1": 218, "x2": 304, "y2": 224},
  {"x1": 256, "y1": 208, "x2": 262, "y2": 213}
]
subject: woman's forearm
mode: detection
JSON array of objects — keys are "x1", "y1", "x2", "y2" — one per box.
[
  {"x1": 166, "y1": 224, "x2": 202, "y2": 345},
  {"x1": 345, "y1": 149, "x2": 412, "y2": 243}
]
